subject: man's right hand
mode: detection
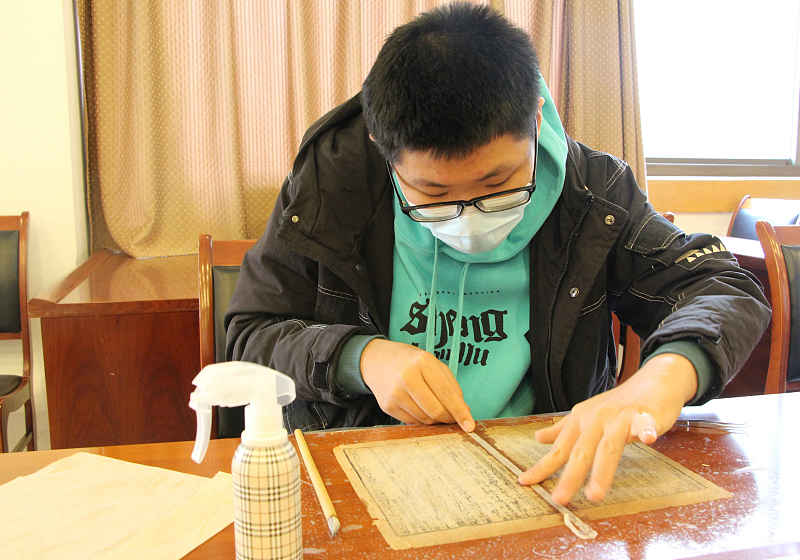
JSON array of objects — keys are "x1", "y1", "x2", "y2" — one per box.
[{"x1": 360, "y1": 338, "x2": 475, "y2": 432}]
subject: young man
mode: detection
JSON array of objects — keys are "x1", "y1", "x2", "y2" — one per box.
[{"x1": 225, "y1": 3, "x2": 769, "y2": 505}]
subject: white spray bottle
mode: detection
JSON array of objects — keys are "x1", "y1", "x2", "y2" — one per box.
[{"x1": 189, "y1": 361, "x2": 302, "y2": 560}]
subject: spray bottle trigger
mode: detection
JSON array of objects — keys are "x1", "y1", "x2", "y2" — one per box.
[
  {"x1": 190, "y1": 399, "x2": 212, "y2": 464},
  {"x1": 274, "y1": 372, "x2": 296, "y2": 407}
]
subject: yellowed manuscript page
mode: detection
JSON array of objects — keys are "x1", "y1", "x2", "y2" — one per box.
[{"x1": 334, "y1": 422, "x2": 730, "y2": 550}]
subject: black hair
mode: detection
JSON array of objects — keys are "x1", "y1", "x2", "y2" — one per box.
[{"x1": 362, "y1": 2, "x2": 540, "y2": 163}]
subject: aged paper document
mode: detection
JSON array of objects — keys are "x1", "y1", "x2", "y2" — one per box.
[
  {"x1": 485, "y1": 423, "x2": 731, "y2": 520},
  {"x1": 334, "y1": 422, "x2": 731, "y2": 550},
  {"x1": 0, "y1": 452, "x2": 232, "y2": 559}
]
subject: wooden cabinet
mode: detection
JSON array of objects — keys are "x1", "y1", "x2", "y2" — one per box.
[{"x1": 29, "y1": 251, "x2": 200, "y2": 449}]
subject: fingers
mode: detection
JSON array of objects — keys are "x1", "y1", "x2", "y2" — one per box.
[
  {"x1": 534, "y1": 417, "x2": 565, "y2": 443},
  {"x1": 548, "y1": 423, "x2": 605, "y2": 505},
  {"x1": 397, "y1": 356, "x2": 466, "y2": 427},
  {"x1": 381, "y1": 390, "x2": 434, "y2": 425},
  {"x1": 362, "y1": 340, "x2": 474, "y2": 431},
  {"x1": 518, "y1": 418, "x2": 579, "y2": 487},
  {"x1": 404, "y1": 369, "x2": 456, "y2": 425},
  {"x1": 584, "y1": 413, "x2": 629, "y2": 502},
  {"x1": 522, "y1": 410, "x2": 662, "y2": 505},
  {"x1": 382, "y1": 378, "x2": 436, "y2": 425},
  {"x1": 422, "y1": 360, "x2": 475, "y2": 432},
  {"x1": 389, "y1": 407, "x2": 422, "y2": 426},
  {"x1": 399, "y1": 399, "x2": 436, "y2": 425},
  {"x1": 381, "y1": 355, "x2": 469, "y2": 428}
]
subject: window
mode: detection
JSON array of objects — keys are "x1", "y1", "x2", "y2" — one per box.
[{"x1": 634, "y1": 0, "x2": 800, "y2": 176}]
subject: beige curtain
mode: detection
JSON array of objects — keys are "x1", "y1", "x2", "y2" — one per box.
[
  {"x1": 497, "y1": 0, "x2": 646, "y2": 190},
  {"x1": 550, "y1": 0, "x2": 646, "y2": 188},
  {"x1": 77, "y1": 0, "x2": 644, "y2": 258}
]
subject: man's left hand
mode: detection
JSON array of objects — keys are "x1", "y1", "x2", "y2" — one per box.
[{"x1": 518, "y1": 353, "x2": 698, "y2": 505}]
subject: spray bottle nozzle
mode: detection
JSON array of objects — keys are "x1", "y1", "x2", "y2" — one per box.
[{"x1": 189, "y1": 362, "x2": 296, "y2": 463}]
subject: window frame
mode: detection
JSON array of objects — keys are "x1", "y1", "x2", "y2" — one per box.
[
  {"x1": 636, "y1": 1, "x2": 800, "y2": 178},
  {"x1": 646, "y1": 159, "x2": 800, "y2": 178},
  {"x1": 644, "y1": 86, "x2": 800, "y2": 177}
]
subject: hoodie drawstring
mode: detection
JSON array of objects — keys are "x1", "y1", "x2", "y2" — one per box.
[
  {"x1": 424, "y1": 238, "x2": 439, "y2": 354},
  {"x1": 447, "y1": 262, "x2": 470, "y2": 379},
  {"x1": 423, "y1": 237, "x2": 471, "y2": 379}
]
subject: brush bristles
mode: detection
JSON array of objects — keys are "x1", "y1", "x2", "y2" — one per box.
[{"x1": 327, "y1": 516, "x2": 341, "y2": 537}]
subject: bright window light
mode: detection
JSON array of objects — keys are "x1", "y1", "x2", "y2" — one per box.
[{"x1": 635, "y1": 0, "x2": 800, "y2": 160}]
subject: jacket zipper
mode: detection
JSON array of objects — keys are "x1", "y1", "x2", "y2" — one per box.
[{"x1": 544, "y1": 195, "x2": 593, "y2": 411}]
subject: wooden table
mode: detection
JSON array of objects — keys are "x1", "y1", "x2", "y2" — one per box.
[
  {"x1": 28, "y1": 250, "x2": 200, "y2": 449},
  {"x1": 718, "y1": 236, "x2": 770, "y2": 398},
  {"x1": 3, "y1": 392, "x2": 798, "y2": 559}
]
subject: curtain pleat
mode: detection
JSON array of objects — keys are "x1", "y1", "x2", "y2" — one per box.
[
  {"x1": 77, "y1": 0, "x2": 644, "y2": 257},
  {"x1": 555, "y1": 0, "x2": 647, "y2": 189}
]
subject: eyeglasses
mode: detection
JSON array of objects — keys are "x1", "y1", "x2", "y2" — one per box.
[{"x1": 389, "y1": 135, "x2": 538, "y2": 223}]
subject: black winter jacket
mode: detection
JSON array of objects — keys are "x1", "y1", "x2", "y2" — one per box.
[{"x1": 225, "y1": 93, "x2": 771, "y2": 432}]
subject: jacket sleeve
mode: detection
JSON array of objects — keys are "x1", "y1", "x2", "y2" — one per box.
[
  {"x1": 606, "y1": 165, "x2": 771, "y2": 403},
  {"x1": 224, "y1": 180, "x2": 373, "y2": 406}
]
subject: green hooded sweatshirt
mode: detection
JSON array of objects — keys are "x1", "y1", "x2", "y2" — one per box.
[
  {"x1": 335, "y1": 79, "x2": 713, "y2": 413},
  {"x1": 386, "y1": 79, "x2": 566, "y2": 418}
]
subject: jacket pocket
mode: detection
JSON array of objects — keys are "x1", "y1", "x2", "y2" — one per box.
[
  {"x1": 624, "y1": 212, "x2": 683, "y2": 261},
  {"x1": 579, "y1": 294, "x2": 607, "y2": 317},
  {"x1": 315, "y1": 283, "x2": 360, "y2": 324}
]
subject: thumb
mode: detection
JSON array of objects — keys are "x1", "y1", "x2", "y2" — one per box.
[{"x1": 630, "y1": 411, "x2": 658, "y2": 445}]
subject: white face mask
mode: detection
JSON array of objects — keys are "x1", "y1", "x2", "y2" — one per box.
[{"x1": 420, "y1": 203, "x2": 528, "y2": 254}]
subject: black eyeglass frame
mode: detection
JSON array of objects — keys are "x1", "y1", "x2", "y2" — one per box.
[{"x1": 388, "y1": 131, "x2": 539, "y2": 223}]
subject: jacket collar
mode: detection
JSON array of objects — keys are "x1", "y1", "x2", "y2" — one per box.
[{"x1": 280, "y1": 93, "x2": 390, "y2": 263}]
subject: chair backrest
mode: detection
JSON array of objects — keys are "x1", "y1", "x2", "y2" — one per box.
[
  {"x1": 728, "y1": 195, "x2": 800, "y2": 240},
  {"x1": 756, "y1": 221, "x2": 800, "y2": 393},
  {"x1": 198, "y1": 235, "x2": 257, "y2": 368},
  {"x1": 198, "y1": 234, "x2": 257, "y2": 437},
  {"x1": 0, "y1": 213, "x2": 30, "y2": 379}
]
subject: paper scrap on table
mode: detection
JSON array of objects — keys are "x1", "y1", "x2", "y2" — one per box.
[
  {"x1": 334, "y1": 422, "x2": 731, "y2": 550},
  {"x1": 0, "y1": 452, "x2": 232, "y2": 559}
]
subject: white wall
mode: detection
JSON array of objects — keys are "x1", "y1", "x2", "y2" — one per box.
[{"x1": 0, "y1": 0, "x2": 86, "y2": 450}]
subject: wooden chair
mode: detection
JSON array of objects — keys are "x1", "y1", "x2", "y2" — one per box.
[
  {"x1": 198, "y1": 234, "x2": 257, "y2": 436},
  {"x1": 755, "y1": 222, "x2": 800, "y2": 394},
  {"x1": 0, "y1": 212, "x2": 36, "y2": 452},
  {"x1": 614, "y1": 313, "x2": 641, "y2": 384},
  {"x1": 727, "y1": 195, "x2": 800, "y2": 240},
  {"x1": 616, "y1": 212, "x2": 675, "y2": 384}
]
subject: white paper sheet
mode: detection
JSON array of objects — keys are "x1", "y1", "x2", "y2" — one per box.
[{"x1": 0, "y1": 452, "x2": 232, "y2": 559}]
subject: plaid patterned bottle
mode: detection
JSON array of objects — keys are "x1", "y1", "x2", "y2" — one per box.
[{"x1": 232, "y1": 439, "x2": 302, "y2": 559}]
